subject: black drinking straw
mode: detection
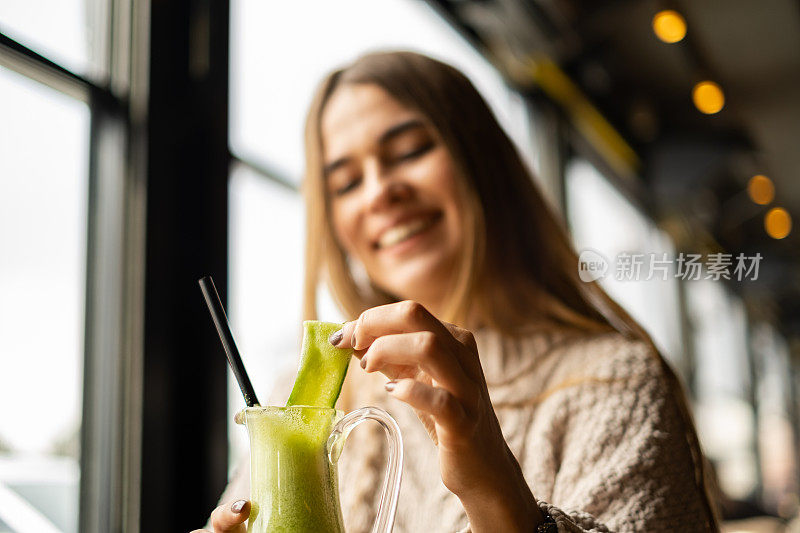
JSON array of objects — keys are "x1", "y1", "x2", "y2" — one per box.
[{"x1": 198, "y1": 276, "x2": 260, "y2": 407}]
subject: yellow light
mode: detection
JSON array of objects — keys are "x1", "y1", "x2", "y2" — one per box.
[
  {"x1": 747, "y1": 175, "x2": 775, "y2": 205},
  {"x1": 765, "y1": 207, "x2": 791, "y2": 239},
  {"x1": 652, "y1": 10, "x2": 687, "y2": 43},
  {"x1": 692, "y1": 81, "x2": 725, "y2": 114}
]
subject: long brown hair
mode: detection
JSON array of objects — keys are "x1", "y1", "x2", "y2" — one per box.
[{"x1": 302, "y1": 51, "x2": 718, "y2": 527}]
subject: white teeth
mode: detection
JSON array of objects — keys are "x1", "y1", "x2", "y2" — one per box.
[{"x1": 378, "y1": 217, "x2": 436, "y2": 249}]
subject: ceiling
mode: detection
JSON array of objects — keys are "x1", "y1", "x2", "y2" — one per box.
[{"x1": 428, "y1": 0, "x2": 800, "y2": 335}]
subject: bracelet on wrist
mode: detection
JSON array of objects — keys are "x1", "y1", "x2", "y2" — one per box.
[{"x1": 536, "y1": 509, "x2": 557, "y2": 533}]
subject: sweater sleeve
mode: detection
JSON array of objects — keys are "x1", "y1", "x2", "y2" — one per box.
[{"x1": 528, "y1": 339, "x2": 716, "y2": 532}]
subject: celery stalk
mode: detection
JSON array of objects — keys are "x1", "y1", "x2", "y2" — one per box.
[{"x1": 286, "y1": 321, "x2": 353, "y2": 408}]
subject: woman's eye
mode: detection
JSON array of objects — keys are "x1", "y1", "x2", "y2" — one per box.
[
  {"x1": 334, "y1": 177, "x2": 361, "y2": 196},
  {"x1": 394, "y1": 142, "x2": 433, "y2": 163}
]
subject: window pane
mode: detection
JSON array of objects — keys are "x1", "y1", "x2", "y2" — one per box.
[
  {"x1": 230, "y1": 0, "x2": 532, "y2": 182},
  {"x1": 0, "y1": 0, "x2": 107, "y2": 77},
  {"x1": 752, "y1": 323, "x2": 796, "y2": 511},
  {"x1": 229, "y1": 166, "x2": 305, "y2": 401},
  {"x1": 688, "y1": 281, "x2": 757, "y2": 500},
  {"x1": 228, "y1": 165, "x2": 346, "y2": 466},
  {"x1": 0, "y1": 66, "x2": 89, "y2": 533},
  {"x1": 565, "y1": 158, "x2": 684, "y2": 364}
]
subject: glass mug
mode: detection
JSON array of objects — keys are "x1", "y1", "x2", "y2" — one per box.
[{"x1": 237, "y1": 405, "x2": 403, "y2": 533}]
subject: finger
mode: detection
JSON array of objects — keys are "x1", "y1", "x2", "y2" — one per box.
[
  {"x1": 328, "y1": 326, "x2": 367, "y2": 362},
  {"x1": 386, "y1": 378, "x2": 466, "y2": 430},
  {"x1": 439, "y1": 322, "x2": 483, "y2": 379},
  {"x1": 362, "y1": 332, "x2": 473, "y2": 399},
  {"x1": 441, "y1": 321, "x2": 477, "y2": 351},
  {"x1": 339, "y1": 301, "x2": 451, "y2": 351},
  {"x1": 209, "y1": 500, "x2": 250, "y2": 533},
  {"x1": 361, "y1": 355, "x2": 415, "y2": 381}
]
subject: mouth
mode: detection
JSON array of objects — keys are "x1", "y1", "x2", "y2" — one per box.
[{"x1": 374, "y1": 212, "x2": 442, "y2": 250}]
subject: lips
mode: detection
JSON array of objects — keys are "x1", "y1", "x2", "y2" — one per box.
[{"x1": 374, "y1": 212, "x2": 442, "y2": 250}]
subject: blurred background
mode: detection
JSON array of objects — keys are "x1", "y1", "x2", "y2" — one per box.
[{"x1": 1, "y1": 0, "x2": 799, "y2": 532}]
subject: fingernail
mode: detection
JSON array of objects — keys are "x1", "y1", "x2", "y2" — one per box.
[
  {"x1": 231, "y1": 500, "x2": 247, "y2": 513},
  {"x1": 360, "y1": 356, "x2": 367, "y2": 369},
  {"x1": 351, "y1": 331, "x2": 357, "y2": 350},
  {"x1": 329, "y1": 329, "x2": 343, "y2": 347},
  {"x1": 384, "y1": 380, "x2": 397, "y2": 392}
]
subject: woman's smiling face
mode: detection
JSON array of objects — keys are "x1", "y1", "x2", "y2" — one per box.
[{"x1": 321, "y1": 83, "x2": 465, "y2": 312}]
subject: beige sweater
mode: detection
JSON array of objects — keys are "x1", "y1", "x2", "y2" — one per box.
[{"x1": 215, "y1": 327, "x2": 717, "y2": 532}]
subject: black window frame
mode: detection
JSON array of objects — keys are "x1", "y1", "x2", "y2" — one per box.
[{"x1": 1, "y1": 0, "x2": 232, "y2": 530}]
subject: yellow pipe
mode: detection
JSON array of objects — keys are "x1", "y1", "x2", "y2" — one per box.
[{"x1": 526, "y1": 56, "x2": 640, "y2": 178}]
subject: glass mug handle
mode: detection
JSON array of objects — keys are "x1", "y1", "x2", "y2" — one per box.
[{"x1": 327, "y1": 406, "x2": 403, "y2": 533}]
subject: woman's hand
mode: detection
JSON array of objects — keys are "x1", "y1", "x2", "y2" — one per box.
[
  {"x1": 190, "y1": 499, "x2": 249, "y2": 533},
  {"x1": 331, "y1": 301, "x2": 544, "y2": 532}
]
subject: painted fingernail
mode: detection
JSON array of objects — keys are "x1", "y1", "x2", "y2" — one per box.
[
  {"x1": 351, "y1": 331, "x2": 357, "y2": 350},
  {"x1": 329, "y1": 329, "x2": 343, "y2": 347},
  {"x1": 231, "y1": 500, "x2": 247, "y2": 513},
  {"x1": 384, "y1": 380, "x2": 397, "y2": 392},
  {"x1": 360, "y1": 356, "x2": 367, "y2": 369}
]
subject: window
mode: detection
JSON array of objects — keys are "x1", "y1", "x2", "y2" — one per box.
[
  {"x1": 751, "y1": 322, "x2": 796, "y2": 513},
  {"x1": 227, "y1": 165, "x2": 307, "y2": 462},
  {"x1": 0, "y1": 0, "x2": 108, "y2": 77},
  {"x1": 0, "y1": 64, "x2": 89, "y2": 533},
  {"x1": 565, "y1": 158, "x2": 684, "y2": 365},
  {"x1": 229, "y1": 0, "x2": 534, "y2": 181},
  {"x1": 688, "y1": 281, "x2": 757, "y2": 500},
  {"x1": 0, "y1": 0, "x2": 137, "y2": 529}
]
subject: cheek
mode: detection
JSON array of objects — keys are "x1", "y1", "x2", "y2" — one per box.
[
  {"x1": 422, "y1": 150, "x2": 460, "y2": 195},
  {"x1": 329, "y1": 202, "x2": 360, "y2": 256},
  {"x1": 433, "y1": 165, "x2": 467, "y2": 249},
  {"x1": 424, "y1": 157, "x2": 463, "y2": 219}
]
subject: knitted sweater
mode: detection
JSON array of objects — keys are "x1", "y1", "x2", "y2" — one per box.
[{"x1": 214, "y1": 327, "x2": 717, "y2": 532}]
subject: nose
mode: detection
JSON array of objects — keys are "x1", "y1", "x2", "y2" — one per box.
[{"x1": 362, "y1": 160, "x2": 413, "y2": 213}]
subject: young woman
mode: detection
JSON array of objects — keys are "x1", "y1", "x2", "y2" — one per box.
[{"x1": 197, "y1": 51, "x2": 719, "y2": 532}]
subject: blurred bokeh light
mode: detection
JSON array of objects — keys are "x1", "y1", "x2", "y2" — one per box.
[
  {"x1": 692, "y1": 80, "x2": 725, "y2": 114},
  {"x1": 747, "y1": 175, "x2": 775, "y2": 205},
  {"x1": 765, "y1": 207, "x2": 792, "y2": 239},
  {"x1": 652, "y1": 10, "x2": 687, "y2": 44}
]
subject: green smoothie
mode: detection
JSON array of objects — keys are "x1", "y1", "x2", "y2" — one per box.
[
  {"x1": 243, "y1": 405, "x2": 345, "y2": 533},
  {"x1": 242, "y1": 321, "x2": 353, "y2": 533}
]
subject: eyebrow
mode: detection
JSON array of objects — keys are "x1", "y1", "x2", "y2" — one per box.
[{"x1": 323, "y1": 119, "x2": 427, "y2": 177}]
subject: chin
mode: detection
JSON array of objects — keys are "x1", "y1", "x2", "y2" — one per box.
[{"x1": 376, "y1": 254, "x2": 457, "y2": 304}]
